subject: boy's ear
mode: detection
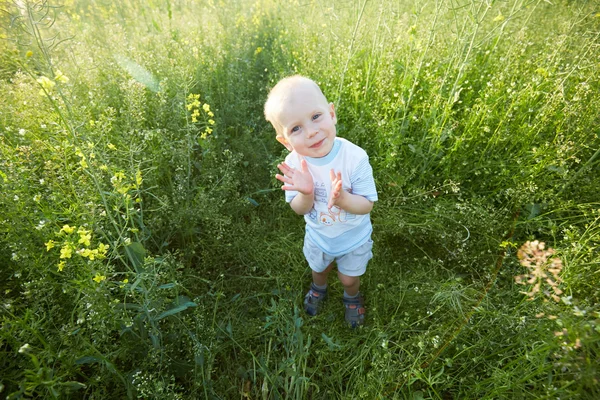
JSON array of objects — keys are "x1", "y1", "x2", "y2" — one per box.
[
  {"x1": 329, "y1": 103, "x2": 337, "y2": 124},
  {"x1": 276, "y1": 135, "x2": 293, "y2": 151}
]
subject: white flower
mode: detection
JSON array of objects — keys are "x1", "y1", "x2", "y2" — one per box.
[{"x1": 18, "y1": 343, "x2": 31, "y2": 354}]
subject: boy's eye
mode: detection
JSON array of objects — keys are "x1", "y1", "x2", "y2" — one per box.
[
  {"x1": 312, "y1": 113, "x2": 321, "y2": 121},
  {"x1": 291, "y1": 126, "x2": 300, "y2": 133}
]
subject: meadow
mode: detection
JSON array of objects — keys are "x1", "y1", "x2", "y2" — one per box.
[{"x1": 1, "y1": 0, "x2": 599, "y2": 398}]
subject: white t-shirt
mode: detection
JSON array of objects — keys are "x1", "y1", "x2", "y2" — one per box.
[{"x1": 284, "y1": 138, "x2": 378, "y2": 256}]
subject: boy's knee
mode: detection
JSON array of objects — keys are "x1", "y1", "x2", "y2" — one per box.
[{"x1": 338, "y1": 273, "x2": 359, "y2": 288}]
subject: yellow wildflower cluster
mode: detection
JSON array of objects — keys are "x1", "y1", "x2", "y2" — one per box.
[
  {"x1": 110, "y1": 170, "x2": 143, "y2": 199},
  {"x1": 54, "y1": 70, "x2": 69, "y2": 84},
  {"x1": 45, "y1": 224, "x2": 110, "y2": 273},
  {"x1": 515, "y1": 240, "x2": 563, "y2": 302},
  {"x1": 36, "y1": 70, "x2": 68, "y2": 96},
  {"x1": 75, "y1": 148, "x2": 89, "y2": 169},
  {"x1": 186, "y1": 93, "x2": 215, "y2": 139}
]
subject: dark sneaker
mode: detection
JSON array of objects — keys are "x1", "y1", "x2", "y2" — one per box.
[
  {"x1": 343, "y1": 294, "x2": 365, "y2": 328},
  {"x1": 304, "y1": 283, "x2": 327, "y2": 316}
]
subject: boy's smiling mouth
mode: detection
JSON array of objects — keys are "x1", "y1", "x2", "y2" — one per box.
[{"x1": 310, "y1": 139, "x2": 325, "y2": 149}]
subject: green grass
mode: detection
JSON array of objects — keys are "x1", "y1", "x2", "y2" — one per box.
[{"x1": 1, "y1": 0, "x2": 599, "y2": 398}]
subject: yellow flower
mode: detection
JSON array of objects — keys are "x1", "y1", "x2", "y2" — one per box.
[
  {"x1": 36, "y1": 76, "x2": 56, "y2": 93},
  {"x1": 208, "y1": 119, "x2": 215, "y2": 125},
  {"x1": 114, "y1": 171, "x2": 126, "y2": 181},
  {"x1": 26, "y1": 50, "x2": 33, "y2": 57},
  {"x1": 123, "y1": 278, "x2": 129, "y2": 284},
  {"x1": 79, "y1": 158, "x2": 88, "y2": 169},
  {"x1": 45, "y1": 240, "x2": 56, "y2": 251},
  {"x1": 107, "y1": 143, "x2": 116, "y2": 150},
  {"x1": 493, "y1": 12, "x2": 505, "y2": 22},
  {"x1": 135, "y1": 170, "x2": 143, "y2": 186},
  {"x1": 78, "y1": 228, "x2": 92, "y2": 246},
  {"x1": 54, "y1": 70, "x2": 69, "y2": 83},
  {"x1": 80, "y1": 248, "x2": 99, "y2": 260},
  {"x1": 60, "y1": 244, "x2": 73, "y2": 259},
  {"x1": 60, "y1": 225, "x2": 75, "y2": 234},
  {"x1": 202, "y1": 103, "x2": 210, "y2": 112},
  {"x1": 117, "y1": 185, "x2": 131, "y2": 194},
  {"x1": 97, "y1": 243, "x2": 110, "y2": 255},
  {"x1": 93, "y1": 273, "x2": 106, "y2": 283},
  {"x1": 57, "y1": 261, "x2": 65, "y2": 272}
]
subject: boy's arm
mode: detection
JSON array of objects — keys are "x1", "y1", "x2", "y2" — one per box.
[
  {"x1": 331, "y1": 189, "x2": 374, "y2": 215},
  {"x1": 328, "y1": 169, "x2": 374, "y2": 215},
  {"x1": 276, "y1": 159, "x2": 315, "y2": 215},
  {"x1": 289, "y1": 192, "x2": 315, "y2": 215}
]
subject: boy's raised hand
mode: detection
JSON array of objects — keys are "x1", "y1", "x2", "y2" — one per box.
[
  {"x1": 276, "y1": 159, "x2": 314, "y2": 195},
  {"x1": 328, "y1": 169, "x2": 343, "y2": 209}
]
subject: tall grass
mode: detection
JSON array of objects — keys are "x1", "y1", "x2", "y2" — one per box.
[{"x1": 1, "y1": 0, "x2": 599, "y2": 398}]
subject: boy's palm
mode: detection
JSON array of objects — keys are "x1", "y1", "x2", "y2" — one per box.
[
  {"x1": 328, "y1": 169, "x2": 343, "y2": 209},
  {"x1": 276, "y1": 159, "x2": 314, "y2": 195}
]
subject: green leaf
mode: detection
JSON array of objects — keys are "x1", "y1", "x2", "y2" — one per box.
[
  {"x1": 246, "y1": 197, "x2": 259, "y2": 206},
  {"x1": 75, "y1": 356, "x2": 102, "y2": 365},
  {"x1": 321, "y1": 333, "x2": 341, "y2": 349},
  {"x1": 115, "y1": 303, "x2": 143, "y2": 311},
  {"x1": 412, "y1": 391, "x2": 424, "y2": 400},
  {"x1": 156, "y1": 301, "x2": 197, "y2": 320},
  {"x1": 60, "y1": 381, "x2": 87, "y2": 392},
  {"x1": 125, "y1": 241, "x2": 146, "y2": 271},
  {"x1": 524, "y1": 203, "x2": 542, "y2": 220},
  {"x1": 152, "y1": 18, "x2": 161, "y2": 32},
  {"x1": 114, "y1": 55, "x2": 160, "y2": 92},
  {"x1": 158, "y1": 283, "x2": 177, "y2": 289},
  {"x1": 194, "y1": 351, "x2": 204, "y2": 367}
]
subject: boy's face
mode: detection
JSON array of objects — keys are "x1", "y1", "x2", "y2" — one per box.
[{"x1": 275, "y1": 83, "x2": 337, "y2": 158}]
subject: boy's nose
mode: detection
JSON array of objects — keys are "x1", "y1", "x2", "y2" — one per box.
[{"x1": 307, "y1": 124, "x2": 318, "y2": 138}]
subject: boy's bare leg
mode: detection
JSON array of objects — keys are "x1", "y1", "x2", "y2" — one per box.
[
  {"x1": 338, "y1": 272, "x2": 360, "y2": 296},
  {"x1": 305, "y1": 263, "x2": 334, "y2": 316},
  {"x1": 339, "y1": 272, "x2": 364, "y2": 328},
  {"x1": 312, "y1": 262, "x2": 335, "y2": 286}
]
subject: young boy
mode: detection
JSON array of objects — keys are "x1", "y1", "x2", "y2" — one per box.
[{"x1": 264, "y1": 75, "x2": 377, "y2": 328}]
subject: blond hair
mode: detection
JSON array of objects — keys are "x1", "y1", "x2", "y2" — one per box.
[{"x1": 264, "y1": 75, "x2": 328, "y2": 137}]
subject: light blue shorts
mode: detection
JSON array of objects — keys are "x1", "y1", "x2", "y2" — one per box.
[{"x1": 303, "y1": 233, "x2": 373, "y2": 277}]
